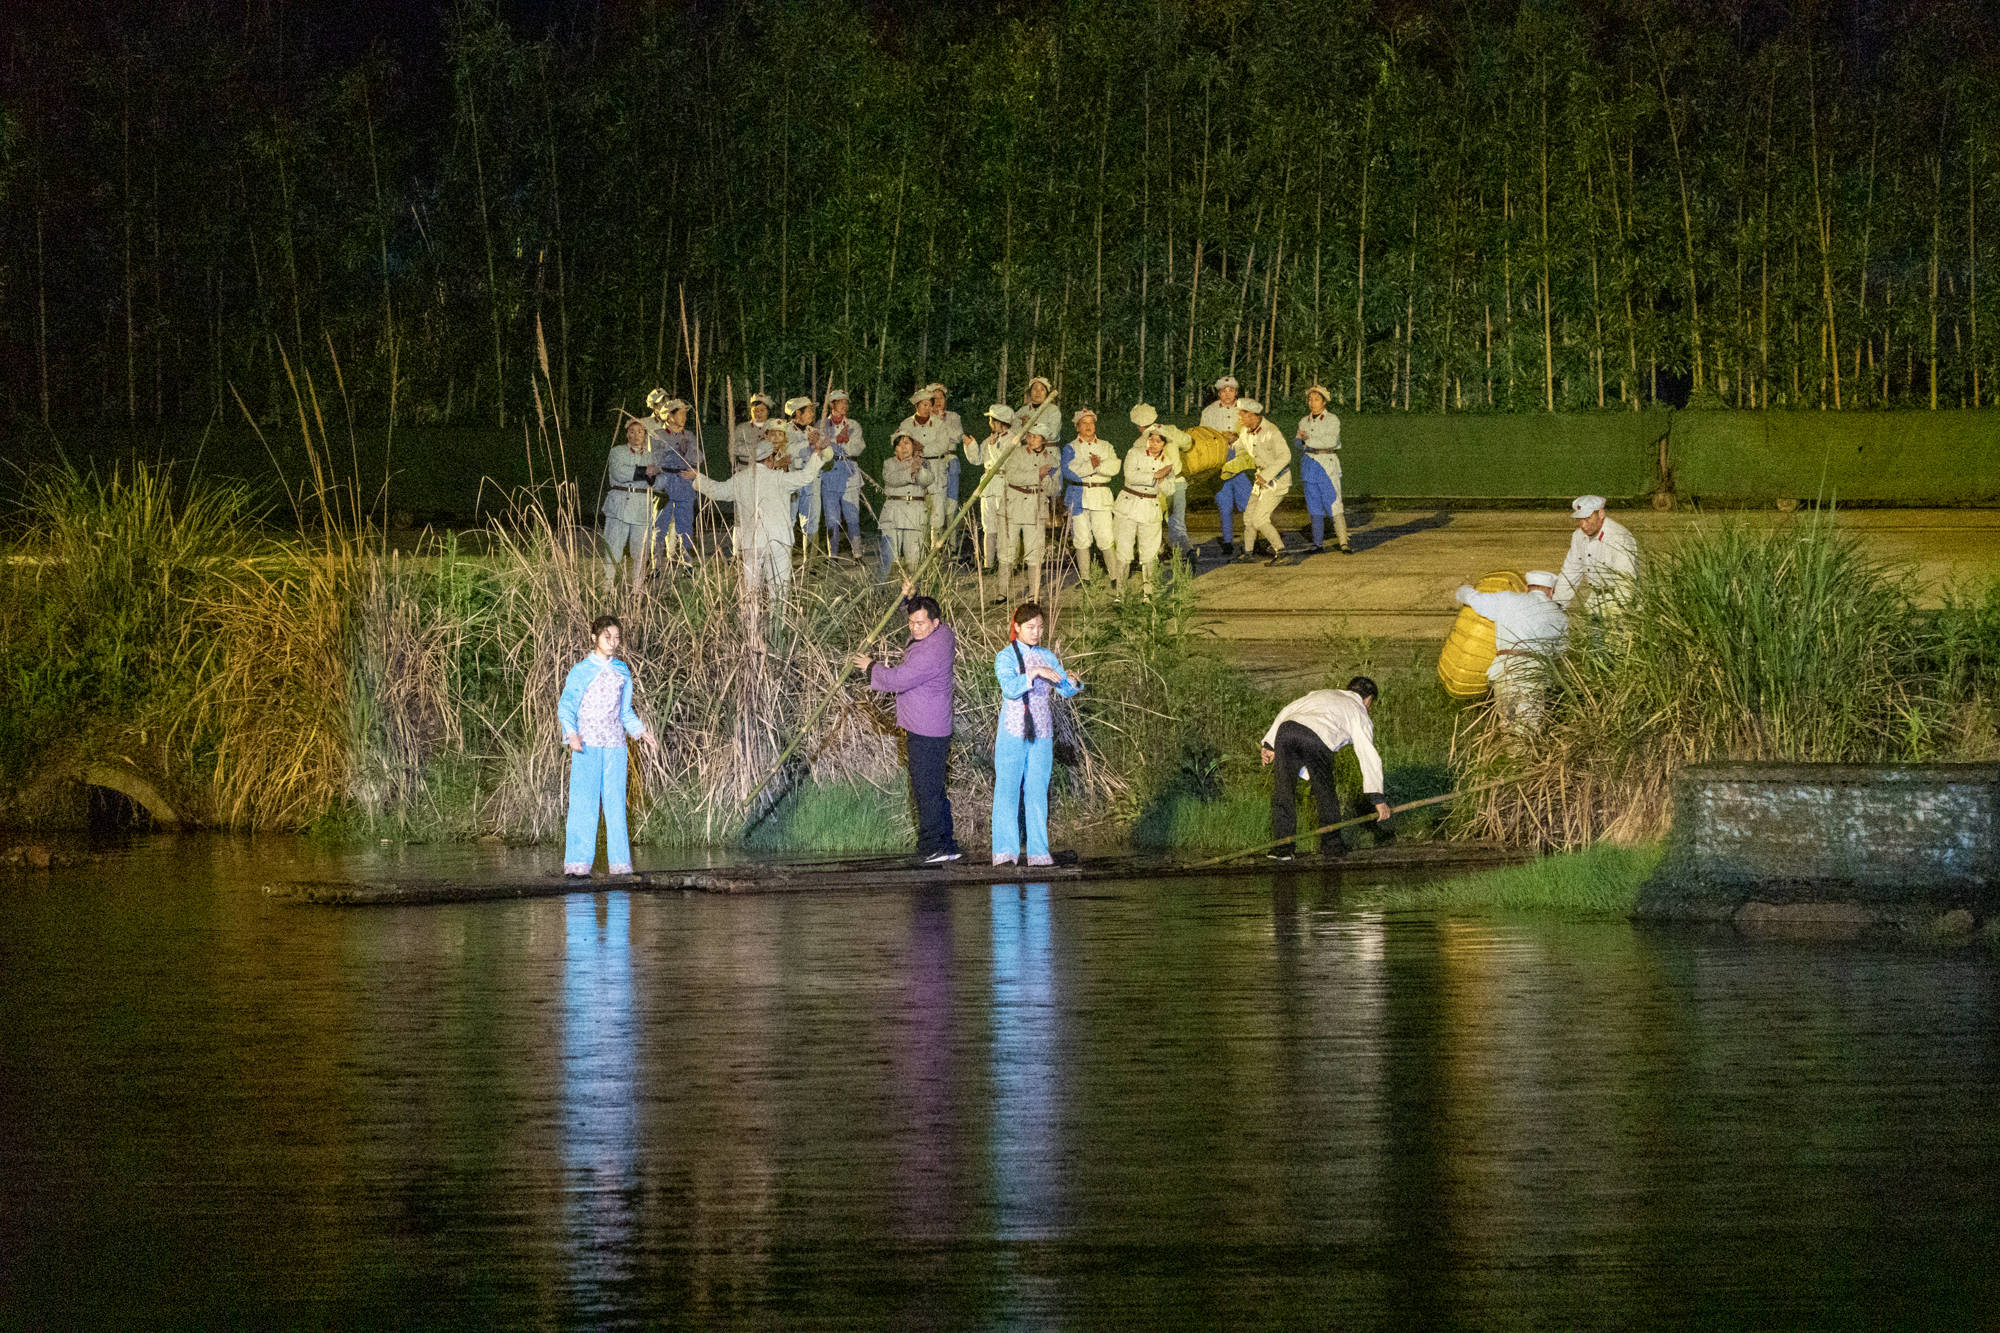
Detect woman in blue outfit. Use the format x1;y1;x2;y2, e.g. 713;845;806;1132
991;601;1082;867
558;615;660;877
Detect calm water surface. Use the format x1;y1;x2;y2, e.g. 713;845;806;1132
2;837;1997;1328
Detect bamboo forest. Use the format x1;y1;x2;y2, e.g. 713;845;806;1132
4;0;2000;435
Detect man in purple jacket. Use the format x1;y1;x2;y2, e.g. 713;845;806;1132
852;583;961;864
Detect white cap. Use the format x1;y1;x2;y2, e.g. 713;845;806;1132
783;396;813;416
1525;570;1559;590
746;391;775;409
1214;375;1239;391
1071;407;1097;424
1304;383;1332;402
826;388;849;404
890;428;919;449
646;387;670;410
761;417;789;437
1238;398;1265;416
1129;402;1158;429
658;397;691;415
1026;375;1053;394
1024;425;1050;442
1141;422;1169;441
923;382;948;399
910;387;934;406
985;403;1016;425
754;436;779;461
1571;495;1607;518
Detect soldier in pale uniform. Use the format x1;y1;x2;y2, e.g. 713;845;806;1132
1557;495;1641;617
682;417;827;603
1060;408;1119;582
895;389;953;538
603;418;658;589
1113;422;1180;596
880;429;933;575
783;395;825;546
1014;376;1062;450
819;388;866;559
928;383;966;525
1295;384;1350;555
997;424;1062;604
1455;569;1568;731
1235;397;1296;565
644;390;701;564
731;391;777;470
962;404;1019;572
1203;375;1250;557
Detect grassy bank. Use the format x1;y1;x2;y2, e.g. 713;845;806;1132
1369;842;1664;917
0;459;1450;852
1453;514;2000;849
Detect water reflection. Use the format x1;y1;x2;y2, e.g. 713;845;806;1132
562;892;638;1293
989;883;1061;1241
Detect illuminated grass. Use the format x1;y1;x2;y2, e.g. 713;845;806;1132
1369;841;1664;917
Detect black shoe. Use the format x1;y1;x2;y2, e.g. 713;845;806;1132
1234;549;1258;563
1265;552;1297;567
1308;543;1325;555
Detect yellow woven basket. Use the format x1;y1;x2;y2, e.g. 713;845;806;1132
1437;569;1527;698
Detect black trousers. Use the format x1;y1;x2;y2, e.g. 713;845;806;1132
1271;721;1345;854
905;731;958;855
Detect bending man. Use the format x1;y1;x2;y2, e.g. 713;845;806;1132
1454;570;1568;731
1260;677;1391;861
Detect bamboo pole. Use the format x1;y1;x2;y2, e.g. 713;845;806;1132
1183;783;1506;870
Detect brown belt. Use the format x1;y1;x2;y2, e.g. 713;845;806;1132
1124;486;1158;498
1008;484;1042;495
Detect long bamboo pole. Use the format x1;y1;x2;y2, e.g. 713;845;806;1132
1183;782;1507;870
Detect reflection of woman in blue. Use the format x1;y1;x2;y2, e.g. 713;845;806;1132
991;602;1082;867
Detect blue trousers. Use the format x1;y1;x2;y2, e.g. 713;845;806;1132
992;731;1053;860
822;478;863;552
652;481;696;555
1168;482;1191;551
1216;472;1252;544
564;744;631;874
1302;455;1345;546
945;456;962;507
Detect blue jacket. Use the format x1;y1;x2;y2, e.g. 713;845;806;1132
558;655;646;742
1059;443;1085;516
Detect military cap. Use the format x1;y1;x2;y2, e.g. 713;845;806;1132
646;387;671;410
1237;397;1265;416
826;388;850;404
747;391;776;409
784;396;814;416
1071;407;1097;425
1214;375;1240;391
985;404;1016;425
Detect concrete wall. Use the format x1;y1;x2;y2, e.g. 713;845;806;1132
1634;762;2000;928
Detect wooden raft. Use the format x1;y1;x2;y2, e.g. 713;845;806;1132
269;842;1525;907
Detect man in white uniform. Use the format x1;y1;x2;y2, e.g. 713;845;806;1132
1259;677;1392;861
896;388;955;537
996;425;1061;604
1235;398;1295;565
681;417;826;603
879;429;933;574
1112;422;1180;596
962;405;1019;571
927;383;967;532
731;392;777;469
784;395;825;545
1061;408;1119;582
1557;495;1640;616
1014;376;1063;451
1454;569;1569;730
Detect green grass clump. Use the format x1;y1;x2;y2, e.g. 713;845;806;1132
1370;840;1664;917
744;777;911;854
1458;515;2000;848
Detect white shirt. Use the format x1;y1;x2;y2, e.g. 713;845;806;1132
1200;400;1242;434
1260;689;1385;797
1557;516;1640;609
1295;411;1341;454
897;412;954;460
1456;588;1569;679
693;450;825;551
1243;420;1292;485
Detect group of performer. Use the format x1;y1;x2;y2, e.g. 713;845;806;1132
599;373;1364;600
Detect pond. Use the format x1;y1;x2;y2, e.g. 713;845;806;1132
2;837;1996;1326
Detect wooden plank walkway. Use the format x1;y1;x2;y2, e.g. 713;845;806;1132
270;841;1526;907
